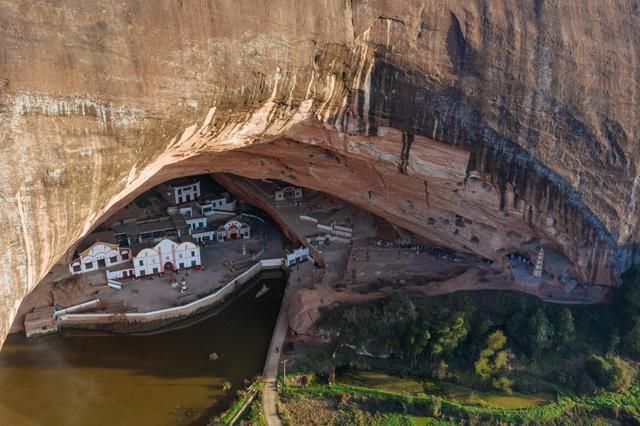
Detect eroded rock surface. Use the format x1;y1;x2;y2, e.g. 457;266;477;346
1;0;639;346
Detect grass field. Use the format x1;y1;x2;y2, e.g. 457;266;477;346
338;370;553;409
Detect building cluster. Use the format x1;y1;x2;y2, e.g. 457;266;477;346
69;177;252;281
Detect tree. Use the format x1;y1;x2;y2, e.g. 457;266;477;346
406;320;431;366
474;330;512;391
528;308;554;357
555;308;576;346
622;320;640;360
431;314;467;357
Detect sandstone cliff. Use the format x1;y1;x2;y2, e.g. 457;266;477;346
1;0;639;346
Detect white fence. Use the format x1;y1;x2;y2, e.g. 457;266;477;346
299;215;318;223
59;259;284;327
54;299;101;318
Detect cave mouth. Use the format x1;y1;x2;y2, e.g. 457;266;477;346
1;167;615;423
11;162;609;337
10;169;480;336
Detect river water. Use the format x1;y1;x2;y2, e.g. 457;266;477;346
0;274;285;426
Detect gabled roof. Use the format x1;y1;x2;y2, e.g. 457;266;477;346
77;231;118;256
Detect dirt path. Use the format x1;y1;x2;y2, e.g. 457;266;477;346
262;263;312;426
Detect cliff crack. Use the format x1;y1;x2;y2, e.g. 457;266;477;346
399;132;414;174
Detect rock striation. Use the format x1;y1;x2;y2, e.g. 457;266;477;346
0;0;639;346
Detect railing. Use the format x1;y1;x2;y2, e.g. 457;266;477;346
54;299;101;318
59;259;284;326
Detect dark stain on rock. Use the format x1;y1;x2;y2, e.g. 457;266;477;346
398;132;413;174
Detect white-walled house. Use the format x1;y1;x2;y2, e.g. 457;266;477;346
284;246;310;267
133;238;201;277
185;216;207;230
274;186;303;202
199;193;236;215
69;239;132;275
167;178;201;205
216;218;251;241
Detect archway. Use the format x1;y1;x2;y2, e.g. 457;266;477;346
228;225;240;240
163;262;174;272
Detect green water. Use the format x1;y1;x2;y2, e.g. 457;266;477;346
0;275;285;426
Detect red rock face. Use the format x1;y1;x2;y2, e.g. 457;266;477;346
0;1;638;346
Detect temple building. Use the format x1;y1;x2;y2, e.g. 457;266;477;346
132;238;201;277
68;231;132;275
216;218;251;241
106;238;201;281
274;186;303;202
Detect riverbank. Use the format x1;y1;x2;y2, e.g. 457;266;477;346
0;274;287;426
55;259;284;334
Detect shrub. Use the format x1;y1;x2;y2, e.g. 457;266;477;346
492;376;514;393
585;355;636;392
622;320;640;360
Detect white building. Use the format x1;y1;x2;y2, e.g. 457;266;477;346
274;186;303;202
199;193;236;215
167;178;201;205
216;218;251;241
164;194;239;244
285;246;310;267
133;238;201;277
69;233;132;275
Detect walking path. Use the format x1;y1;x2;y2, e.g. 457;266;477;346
261;262;312;426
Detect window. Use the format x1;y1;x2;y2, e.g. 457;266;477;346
152;267;159;274
191;251;195;256
179;263;184;269
139;260;144;266
140;270;146;277
191;260;196;267
73;265;81;272
177;188;182;194
122;253;129;260
109;256;118;264
84;262;93;270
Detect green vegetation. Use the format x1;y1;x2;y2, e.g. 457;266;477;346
473;330;512;392
339;371;551;409
281;266;640;424
212;379;263;426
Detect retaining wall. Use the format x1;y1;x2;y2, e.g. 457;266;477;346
59;259;284;331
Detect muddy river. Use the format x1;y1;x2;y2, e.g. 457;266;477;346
0;273;285;426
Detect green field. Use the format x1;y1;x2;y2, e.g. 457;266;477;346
338;370;553;409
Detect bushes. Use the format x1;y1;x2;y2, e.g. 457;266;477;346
622;320;640;360
585;355;637;393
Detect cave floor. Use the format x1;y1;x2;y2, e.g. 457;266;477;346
98;220;284;312
220;175;609;314
9;219;285;333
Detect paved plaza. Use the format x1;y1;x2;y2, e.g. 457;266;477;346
98;220;284;312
